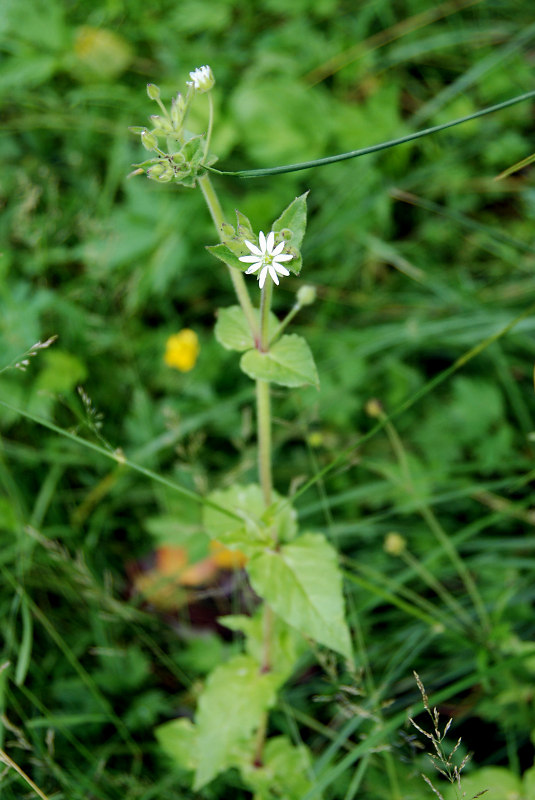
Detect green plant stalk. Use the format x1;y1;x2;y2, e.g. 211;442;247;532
269;299;301;346
199;170;276;767
198;174;258;338
256;379;273;509
259;280;273;352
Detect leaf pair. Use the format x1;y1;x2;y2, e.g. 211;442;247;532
216;306;319;388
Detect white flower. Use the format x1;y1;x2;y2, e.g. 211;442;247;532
187;65;215;93
239;231;293;289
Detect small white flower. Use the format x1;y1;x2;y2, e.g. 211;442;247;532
187;65;215;93
239;231;293;289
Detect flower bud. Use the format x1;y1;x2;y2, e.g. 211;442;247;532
141;130;158;150
384;532;406;556
187;65;215;93
147;163;173;182
297;285;316;306
171;94;186;127
365;398;383;418
150;115;172;133
147;83;161;100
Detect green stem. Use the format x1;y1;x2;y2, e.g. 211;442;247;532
204;93;214;160
259;280;273;351
257;281;274;508
198;174;258;338
269;300;300;346
256;379;272;508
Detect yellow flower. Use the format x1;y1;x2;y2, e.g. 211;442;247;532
164;329;200;372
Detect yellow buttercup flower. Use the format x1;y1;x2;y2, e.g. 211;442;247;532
164;329;200;372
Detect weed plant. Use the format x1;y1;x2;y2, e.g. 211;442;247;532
1;1;535;799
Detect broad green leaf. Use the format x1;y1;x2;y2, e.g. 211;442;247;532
240;736;316;800
155;717;198;771
523;765;535;797
240;334;319;388
221;607;306;682
247;532;352;659
194;654;279;789
443;766;521;800
272;192;308;251
203;484;297;556
207;242;248;271
214;305;279;352
36;351;87;394
270;193;307;276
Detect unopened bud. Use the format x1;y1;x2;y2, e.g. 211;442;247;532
365;398;383;418
148;163;173;182
150;115;172;133
141;130;158;150
297;285;316;306
384;532;406;556
147;83;161;100
171;94;186;127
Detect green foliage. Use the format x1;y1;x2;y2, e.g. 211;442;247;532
240;736;316;800
203;484;297;555
240;334;319;388
215;306;279;351
2;0;535;798
248;532;352;658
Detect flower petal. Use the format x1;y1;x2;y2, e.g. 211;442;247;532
239;255;262;263
268;266;280;285
258;231;267;252
245;262;261;274
273;253;293;262
266;231;275;252
273;264;290;277
271;241;285;256
258;266;268;289
243;239;263;256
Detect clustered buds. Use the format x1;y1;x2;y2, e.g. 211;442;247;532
129;66;217;188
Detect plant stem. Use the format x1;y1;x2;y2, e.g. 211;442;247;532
198;173;258;339
269;299;300;346
259;280;273;351
256;379;272;508
199;172;276;768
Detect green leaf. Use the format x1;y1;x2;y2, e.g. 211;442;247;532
221;607;306;683
214;305;279;352
206;242;248;271
272;192;308;250
36;351;87;394
194;654;279;789
240;736;317;800
269;193;308;276
155;717;198;772
203;484;297;556
443;766;522;800
247;532;352;659
236;209;254;239
240;334;319;388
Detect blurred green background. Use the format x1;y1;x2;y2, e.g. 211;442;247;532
2;0;535;798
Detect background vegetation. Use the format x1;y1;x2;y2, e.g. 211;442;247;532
1;0;535;797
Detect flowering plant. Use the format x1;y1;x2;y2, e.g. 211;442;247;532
130;68;351;798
